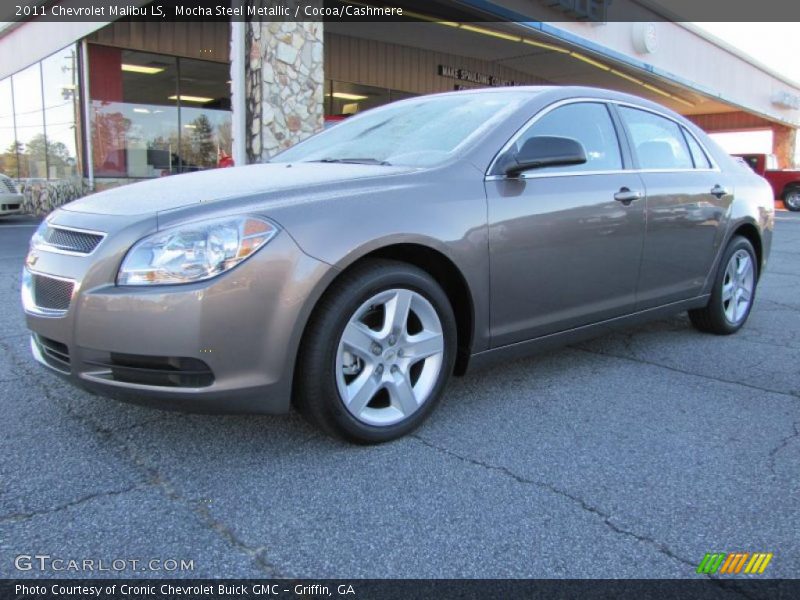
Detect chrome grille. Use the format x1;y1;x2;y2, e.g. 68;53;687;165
43;226;103;254
1;177;17;193
32;274;74;311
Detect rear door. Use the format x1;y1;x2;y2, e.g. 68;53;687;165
615;105;732;308
486;101;646;347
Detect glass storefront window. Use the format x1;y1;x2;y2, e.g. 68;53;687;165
0;78;18;178
90;46;180;178
88;45;231;179
0;45;81;181
41;47;80;179
178;58;232;172
13;63;46;178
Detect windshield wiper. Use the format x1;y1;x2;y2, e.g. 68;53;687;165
311;158;392;166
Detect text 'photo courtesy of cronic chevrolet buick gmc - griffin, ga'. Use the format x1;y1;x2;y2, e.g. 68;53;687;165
22;87;774;443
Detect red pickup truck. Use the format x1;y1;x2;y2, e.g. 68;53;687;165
735;153;800;211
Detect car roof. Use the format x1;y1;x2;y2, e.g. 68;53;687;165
415;85;687;122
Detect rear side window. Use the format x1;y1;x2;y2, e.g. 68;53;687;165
618;106;693;170
682;128;713;169
513;102;622;174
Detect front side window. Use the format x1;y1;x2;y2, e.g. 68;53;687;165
618;106;693;170
512;102;623;174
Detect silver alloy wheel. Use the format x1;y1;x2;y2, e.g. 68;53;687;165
335;288;445;427
722;249;755;324
785;190;800;211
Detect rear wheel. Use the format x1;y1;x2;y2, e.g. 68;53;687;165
783;186;800;211
295;260;457;443
689;236;757;335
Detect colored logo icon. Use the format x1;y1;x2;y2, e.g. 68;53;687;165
697;552;773;575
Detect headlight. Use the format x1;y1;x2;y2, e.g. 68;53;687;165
29;219;49;251
118;216;278;286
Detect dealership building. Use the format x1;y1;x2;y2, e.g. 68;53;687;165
2;0;800;213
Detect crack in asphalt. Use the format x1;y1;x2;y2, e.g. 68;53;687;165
0;483;152;524
571;346;800;401
767;421;800;477
0;339;285;578
411;434;699;572
736;336;800;352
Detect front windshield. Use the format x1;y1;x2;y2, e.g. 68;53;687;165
271;91;533;168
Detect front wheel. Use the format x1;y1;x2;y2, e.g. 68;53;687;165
295;260;457;443
783;186;800;212
689;236;758;335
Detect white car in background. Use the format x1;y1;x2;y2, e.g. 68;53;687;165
0;174;23;216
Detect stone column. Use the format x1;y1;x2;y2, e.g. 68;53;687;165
772;124;797;169
246;19;324;163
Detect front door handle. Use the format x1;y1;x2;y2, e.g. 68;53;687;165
710;184;728;198
614;187;643;205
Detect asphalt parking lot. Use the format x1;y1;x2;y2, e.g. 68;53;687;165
1;211;798;579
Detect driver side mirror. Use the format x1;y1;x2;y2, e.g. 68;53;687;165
504;136;587;177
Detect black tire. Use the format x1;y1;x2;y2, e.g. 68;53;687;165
294;259;457;444
783;186;800;212
689;236;758;335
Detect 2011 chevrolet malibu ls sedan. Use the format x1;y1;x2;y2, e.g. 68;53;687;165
23;86;774;443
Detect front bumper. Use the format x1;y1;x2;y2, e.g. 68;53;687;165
0;192;24;215
22;211;333;414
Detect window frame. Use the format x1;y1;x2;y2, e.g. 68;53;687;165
680;126;713;169
487;97;721;179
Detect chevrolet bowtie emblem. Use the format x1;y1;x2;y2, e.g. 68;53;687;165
25;252;38;267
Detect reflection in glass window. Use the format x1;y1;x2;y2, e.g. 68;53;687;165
618;106;693;170
41;47;80;179
275;91;532;168
178;59;232;172
515;102;622;173
89;46;180;178
682;128;712;169
329;82;390;117
88;45;232;178
0;45;81;181
13;63;46;178
323;81;420;127
0;78;18;178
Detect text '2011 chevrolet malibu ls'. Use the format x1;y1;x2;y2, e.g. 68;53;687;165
22;86;774;443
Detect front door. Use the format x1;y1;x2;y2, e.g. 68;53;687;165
486;101;646;347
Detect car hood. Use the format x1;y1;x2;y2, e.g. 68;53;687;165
61;162;416;216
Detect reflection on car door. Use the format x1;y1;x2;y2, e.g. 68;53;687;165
486;102;646;347
615;106;732;308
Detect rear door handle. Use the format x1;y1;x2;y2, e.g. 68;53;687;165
710;184;728;198
614;187;643;205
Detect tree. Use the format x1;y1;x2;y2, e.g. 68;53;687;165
183;114;216;169
0;141;23;178
25;134;74;167
91;111;131;176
